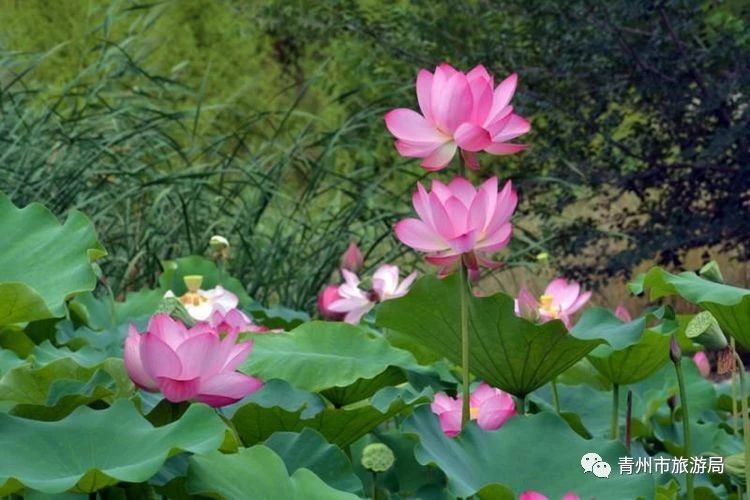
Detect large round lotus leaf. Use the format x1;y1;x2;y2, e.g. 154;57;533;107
404;406;655;498
186;445;358;500
0;194;105;326
0;399;225;494
377;274;602;397
572;307;674;385
265;428;363;494
630;267;750;348
230;383;427;447
240;321;415;393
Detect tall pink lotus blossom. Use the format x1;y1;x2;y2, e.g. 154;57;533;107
340;242;364;272
385;63;530;171
124;314;262;407
372;264;417;301
520;493;579;500
614;304;632;322
515;278;591;328
394;176;516;279
326;270;376;324
430;382;515;437
693;352;711;378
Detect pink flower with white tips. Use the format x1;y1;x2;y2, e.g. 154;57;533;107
430;382;516;437
385;63;530;171
515;278;591;328
394;176;517;279
372;264;418;301
326;269;376;324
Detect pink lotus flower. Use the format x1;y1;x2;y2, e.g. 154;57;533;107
326;270;376;324
394;176;516;279
164;281;238;322
385;63;530;171
204;308;272;335
430;382;515;437
318;285;346;321
124;314;262;407
614;304;632;322
515;278;591;328
372;264;418;301
341;242;364;272
693;352;711;378
520;493;579;500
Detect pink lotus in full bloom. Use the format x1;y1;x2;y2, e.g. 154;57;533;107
430;382;516;437
340;242;364;272
515;278;591;328
164;277;239;322
520;492;579;500
124;313;263;407
693;352;711;378
394;176;516;279
614;304;632;322
372;264;418;301
385;63;530;171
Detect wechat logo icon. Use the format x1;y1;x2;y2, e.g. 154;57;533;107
581;452;611;478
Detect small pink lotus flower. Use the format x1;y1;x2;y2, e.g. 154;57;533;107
318;285;346;321
341;242;364;272
520;492;579;500
204;308;272;335
326;270;376;324
394;176;516;279
124;314;263;407
614;304;632;322
430;382;516;437
164;276;239;322
372;264;418;301
515;278;591;328
385;63;530;171
693;352;711;378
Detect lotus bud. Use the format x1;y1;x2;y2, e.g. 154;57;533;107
699;260;724;284
669;337;682;364
361;443;395;472
536;252;549;263
685;311;728;351
210;235;230;252
340;242;364;272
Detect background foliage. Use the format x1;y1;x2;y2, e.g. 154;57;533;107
1;0;748;311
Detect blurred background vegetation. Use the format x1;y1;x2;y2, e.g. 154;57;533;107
1;0;748;313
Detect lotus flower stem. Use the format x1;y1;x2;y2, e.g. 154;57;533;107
611;383;620;440
673;357;694;500
625;389;633;453
459;260;471;428
732;338;740;434
734;352;750;499
551;378;561;414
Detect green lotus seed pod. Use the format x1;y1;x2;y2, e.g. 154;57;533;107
361;443;395;472
685;311;728;350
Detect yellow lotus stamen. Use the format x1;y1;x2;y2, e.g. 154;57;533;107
538;294;560;318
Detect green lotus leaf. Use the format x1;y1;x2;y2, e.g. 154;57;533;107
377;274;602;397
572;307;676;385
265;428;363;494
630;266;750;348
404;405;655;498
0;399;225;494
0;194;105;326
0;353;132;420
322;366;407;406
186;445;358;499
240;321;416;393
230;385;427;447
